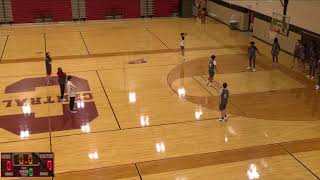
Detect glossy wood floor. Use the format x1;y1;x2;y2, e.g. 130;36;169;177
0;18;319;180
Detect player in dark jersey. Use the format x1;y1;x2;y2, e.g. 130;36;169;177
207;55;217;86
45;52;52;84
219;83;229;121
271;38;281;66
307;44;316;80
299;43;306;72
247;41;261;72
292;40;301;69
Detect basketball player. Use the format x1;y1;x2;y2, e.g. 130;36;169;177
307;44;316;80
299;43;306;72
247;41;261;72
180;33;187;60
271;38;280;65
196;0;206;23
219;83;229;121
207;55;217;86
57;67;67;100
292;40;301;69
200;8;207;24
67;76;77;113
45;52;52;84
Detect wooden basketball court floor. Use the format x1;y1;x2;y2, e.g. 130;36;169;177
0;18;319;179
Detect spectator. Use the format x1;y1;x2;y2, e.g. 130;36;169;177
45;52;52;84
57;67;67;101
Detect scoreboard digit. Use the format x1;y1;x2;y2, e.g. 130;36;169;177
1;153;54;177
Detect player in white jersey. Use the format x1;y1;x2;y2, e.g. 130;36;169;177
180;33;187;61
207;55;218;86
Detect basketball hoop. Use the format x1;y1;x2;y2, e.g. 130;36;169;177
270;12;290;37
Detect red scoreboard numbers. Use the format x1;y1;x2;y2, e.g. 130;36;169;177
6;160;12;171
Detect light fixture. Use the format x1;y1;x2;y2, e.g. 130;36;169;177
155;142;166;153
88;151;99;160
224;135;229;143
140;115;150;127
22;103;31;114
247;164;260;180
129;91;136;103
77;100;85;109
81;123;91;133
195;110;203;120
178;87;186;97
20;130;30;139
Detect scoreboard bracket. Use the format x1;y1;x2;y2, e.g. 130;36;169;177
1;152;54;177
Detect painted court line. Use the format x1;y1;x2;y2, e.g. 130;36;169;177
279;143;320;180
145;27;169;49
48;138;320;178
96;70;122;130
80;31;91;55
0;35;9;62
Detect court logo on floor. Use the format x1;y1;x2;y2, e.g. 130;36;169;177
128;58;147;64
0;76;98;136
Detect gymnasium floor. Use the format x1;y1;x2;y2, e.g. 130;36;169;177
0;18;319;179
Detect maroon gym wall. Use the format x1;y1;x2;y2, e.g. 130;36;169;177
86;0;140;20
12;0;72;23
153;0;179;17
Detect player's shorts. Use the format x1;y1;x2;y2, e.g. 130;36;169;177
209;70;214;78
46;65;52;75
219;103;227;111
272;51;279;56
249;55;256;61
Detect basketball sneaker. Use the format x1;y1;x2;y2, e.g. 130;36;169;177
224;115;228;121
253;68;256;72
247;67;251;70
316;85;319;90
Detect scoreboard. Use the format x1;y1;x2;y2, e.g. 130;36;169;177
1;153;54;177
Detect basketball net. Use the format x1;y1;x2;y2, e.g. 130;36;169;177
269;30;277;40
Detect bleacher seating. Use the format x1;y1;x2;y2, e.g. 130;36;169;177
86;0;140;20
105;8;124;19
72;0;86;21
2;0;181;24
153;0;179;17
140;0;153;17
0;0;13;24
12;0;72;23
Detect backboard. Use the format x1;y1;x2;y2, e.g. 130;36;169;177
270;12;290;36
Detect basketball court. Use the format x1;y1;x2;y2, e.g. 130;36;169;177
0;11;319;180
